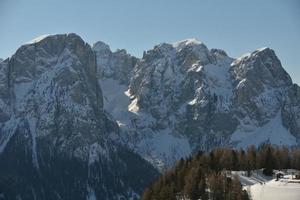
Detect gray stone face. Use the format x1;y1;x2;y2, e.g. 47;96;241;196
230;48;293;125
0;33;158;199
93;41;138;85
127;41;237;150
282;84;300;141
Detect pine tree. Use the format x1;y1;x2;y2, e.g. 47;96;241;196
184;167;201;200
246;145;257;171
263;145;275;176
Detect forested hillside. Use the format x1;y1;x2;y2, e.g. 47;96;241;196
142;145;300;200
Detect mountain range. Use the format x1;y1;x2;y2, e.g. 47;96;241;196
0;33;299;199
93;36;300;169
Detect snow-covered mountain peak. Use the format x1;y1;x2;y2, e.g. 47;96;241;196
24;33;84;46
9;33;97;90
233;47;274;64
0;33;158;199
26;34;51;44
172;38;202;49
232;46;292;89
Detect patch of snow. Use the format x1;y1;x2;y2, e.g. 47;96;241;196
137;129;191;170
232;52;251;66
172;38;202;49
203;63;233;110
231;170;272;186
99;77;192;170
231;110;297;148
188;98;197;105
257;47;269;52
230;169;300;200
27;117;39;169
86;184;97;200
100;78;135;125
128;98;140;114
250;175;300;200
26;34;50;44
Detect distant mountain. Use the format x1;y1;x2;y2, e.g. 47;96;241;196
93;38;300;170
0;34;158;200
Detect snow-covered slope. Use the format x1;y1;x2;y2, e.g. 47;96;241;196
250;176;300;200
232;170;300;200
0;33;158;200
93;39;300;170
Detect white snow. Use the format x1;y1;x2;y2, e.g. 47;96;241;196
231;110;297;148
230;170;300;200
100;78;135;125
257;47;269;52
231;170;272;186
99;77;192;170
188;98;197;105
26;34;50;44
172;38;202;49
86;184;97;200
27;117;39;169
128;98;140;114
204;63;233;109
250;175;300;200
137;128;191;170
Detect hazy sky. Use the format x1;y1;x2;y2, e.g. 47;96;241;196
1;0;299;84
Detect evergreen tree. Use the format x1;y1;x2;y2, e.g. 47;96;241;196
262;145;275;176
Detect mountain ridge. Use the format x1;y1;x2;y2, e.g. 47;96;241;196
91;35;299;170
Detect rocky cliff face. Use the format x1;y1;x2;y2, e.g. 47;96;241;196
0;34;158;200
94;39;300;170
93;41;138;85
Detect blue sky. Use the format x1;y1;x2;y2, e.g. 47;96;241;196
1;0;300;84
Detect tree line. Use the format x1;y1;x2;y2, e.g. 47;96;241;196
142;144;300;200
